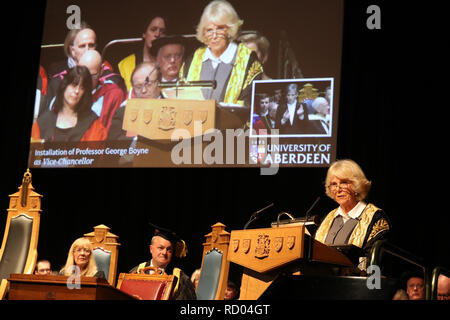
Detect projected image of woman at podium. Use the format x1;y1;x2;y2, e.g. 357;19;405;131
182;0;263;107
315;159;392;271
59;237;105;278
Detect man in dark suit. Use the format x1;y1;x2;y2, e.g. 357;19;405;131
275;83;309;134
276;83;327;135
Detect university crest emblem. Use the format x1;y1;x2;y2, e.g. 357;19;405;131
232;239;239;252
274;237;283;252
255;235;270;259
243;239;251;254
129;108;138;122
183;110;193;126
158;106;177;130
143;109;153;125
287;236;295;250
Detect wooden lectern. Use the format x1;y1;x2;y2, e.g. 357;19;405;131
8;274;136;300
228;225;353;300
123;98;243;141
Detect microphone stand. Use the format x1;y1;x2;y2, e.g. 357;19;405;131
158;80;217;98
243;203;274;230
304;196;320;261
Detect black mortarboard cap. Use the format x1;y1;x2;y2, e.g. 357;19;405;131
150;34;188;58
149;222;187;258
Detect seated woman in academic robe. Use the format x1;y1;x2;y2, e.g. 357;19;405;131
31;65;107;142
181;0;263;107
314;159;392;271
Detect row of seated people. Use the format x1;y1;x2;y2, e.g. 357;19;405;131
32;0;272;143
35;252;450;301
32;226;197;300
252;87;332;136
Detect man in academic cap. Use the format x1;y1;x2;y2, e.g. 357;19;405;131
129;223;197;300
150;35;188;83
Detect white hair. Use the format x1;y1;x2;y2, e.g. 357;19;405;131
312;97;328;111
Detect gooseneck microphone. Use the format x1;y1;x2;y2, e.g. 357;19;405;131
305;196;321;222
243;203;274;230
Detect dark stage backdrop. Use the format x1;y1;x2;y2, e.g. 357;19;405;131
0;0;448;288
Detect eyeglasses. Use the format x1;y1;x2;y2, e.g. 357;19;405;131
133;80;159;93
161;53;183;62
407;283;424;290
328;180;352;191
74;248;91;255
204;25;229;39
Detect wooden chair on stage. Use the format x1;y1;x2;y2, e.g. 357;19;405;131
83;224;120;287
0;170;42;299
116;266;175;300
196;222;231;300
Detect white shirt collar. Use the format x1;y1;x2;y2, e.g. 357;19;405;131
337;201;367;222
162;77;178;83
287;102;296;125
203;42;238;68
150;259;165;274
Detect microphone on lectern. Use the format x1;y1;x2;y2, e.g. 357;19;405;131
243;203;274;230
305;196;321;222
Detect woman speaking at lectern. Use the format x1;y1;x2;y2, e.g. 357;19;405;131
314;159;392;270
182;0;263;106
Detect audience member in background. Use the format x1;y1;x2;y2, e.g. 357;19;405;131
190;268;201;290
315;159;392;272
438;274;450;300
78;50;126;131
238;32;271;80
108;61;161;141
268;96;278;129
33;66;48;124
182;0;263;106
392;288;409;300
406;272;425;300
34;259;52;275
118;15;168;91
224;280;239;300
309;96;331;134
152;35;187;83
59;237;104;278
48;22;97;78
44;23;124;115
252;93;272;134
31;66;107;142
325;86;332;104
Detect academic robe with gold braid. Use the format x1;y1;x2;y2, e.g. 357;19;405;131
315;203;391;268
181;42;263;106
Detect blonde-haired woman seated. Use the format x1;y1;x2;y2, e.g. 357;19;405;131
315;159;392;270
182;0;263;106
60;237;104;278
